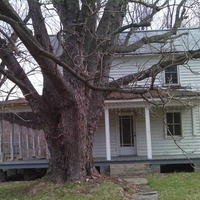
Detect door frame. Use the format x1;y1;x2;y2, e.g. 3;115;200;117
116;112;137;156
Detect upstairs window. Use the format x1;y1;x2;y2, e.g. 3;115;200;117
165;66;178;84
166;112;181;136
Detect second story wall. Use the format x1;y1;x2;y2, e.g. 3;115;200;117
110;54;200;91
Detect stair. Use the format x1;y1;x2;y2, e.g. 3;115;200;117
110;163;151;177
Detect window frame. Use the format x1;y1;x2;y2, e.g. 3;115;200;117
165;111;182;138
163;65;180;85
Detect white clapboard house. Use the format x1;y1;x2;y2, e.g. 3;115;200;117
93;28;200;175
1;28;200;179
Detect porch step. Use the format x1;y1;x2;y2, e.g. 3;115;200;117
110;163;151;177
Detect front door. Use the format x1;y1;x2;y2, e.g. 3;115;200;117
118;115;136;155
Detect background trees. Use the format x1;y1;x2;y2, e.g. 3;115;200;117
0;0;200;182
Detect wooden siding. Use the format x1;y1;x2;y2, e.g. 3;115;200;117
192;107;200;136
93;116;106;157
137;107;200;156
136;111;147;155
180;60;200;90
111;55;162;87
93;110;118;158
110;55;200;90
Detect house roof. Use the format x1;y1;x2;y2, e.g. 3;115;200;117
49;28;200;56
1;89;200;108
117;28;200;55
0;98;40;129
0;98;29;107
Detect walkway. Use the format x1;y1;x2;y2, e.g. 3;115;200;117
119;177;158;200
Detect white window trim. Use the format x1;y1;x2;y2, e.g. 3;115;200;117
164;110;183;139
192;107;200;136
162;65;180;86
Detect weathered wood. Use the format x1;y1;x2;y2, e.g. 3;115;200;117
46;142;50;159
32;129;36;158
0;120;3;162
18;125;23;160
37;130;41;157
26;128;30;159
10;123;14;161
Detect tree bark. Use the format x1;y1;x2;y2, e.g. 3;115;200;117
41;82;105;182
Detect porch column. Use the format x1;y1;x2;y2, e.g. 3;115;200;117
104;107;111;161
145;107;152;159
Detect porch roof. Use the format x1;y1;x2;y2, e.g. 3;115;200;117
0;99;40;129
0;89;200;128
107;89;200;100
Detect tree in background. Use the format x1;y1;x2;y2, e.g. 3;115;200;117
0;0;200;182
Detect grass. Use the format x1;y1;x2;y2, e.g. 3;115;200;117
147;172;200;200
3;172;200;200
0;178;124;200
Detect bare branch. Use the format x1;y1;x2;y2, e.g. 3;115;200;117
111;21;151;35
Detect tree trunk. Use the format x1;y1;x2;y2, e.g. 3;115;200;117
42;85;105;182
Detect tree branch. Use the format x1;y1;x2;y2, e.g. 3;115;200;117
111;21;151;35
0;10;72;97
0;38;38;96
128;0;164;10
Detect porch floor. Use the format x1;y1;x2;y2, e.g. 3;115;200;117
94;154;200;165
0;154;200;170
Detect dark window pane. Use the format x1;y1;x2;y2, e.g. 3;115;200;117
165;66;177;72
175;125;181;135
167;113;173;123
165;66;178;84
166;112;181;136
171;74;178;83
122;118;131;144
174;113;181;123
119;116;134;147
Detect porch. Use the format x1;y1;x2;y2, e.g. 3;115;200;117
94;154;200;163
1;154;200;181
99;97;200;161
94;154;200;176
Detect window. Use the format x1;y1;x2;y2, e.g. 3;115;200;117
166;112;181;136
119;116;134;147
165;66;178;84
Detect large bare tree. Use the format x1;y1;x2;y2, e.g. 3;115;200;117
0;0;200;182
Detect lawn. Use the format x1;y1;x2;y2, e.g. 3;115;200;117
147;172;200;200
0;178;125;200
